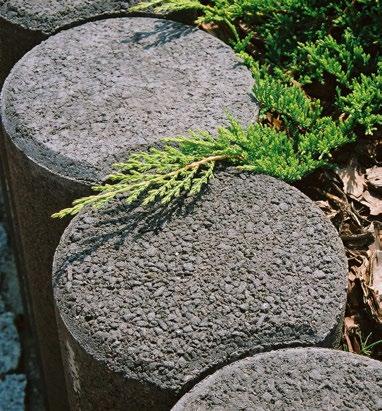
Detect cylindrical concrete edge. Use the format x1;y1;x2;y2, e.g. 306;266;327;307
171;348;382;410
2;132;91;410
0;15;256;409
52;170;348;410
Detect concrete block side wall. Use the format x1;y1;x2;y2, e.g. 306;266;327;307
2;134;90;410
320;308;345;348
54;307;347;411
56;313;175;411
0;18;46;86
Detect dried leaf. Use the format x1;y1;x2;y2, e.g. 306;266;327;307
366;262;382;323
337;160;365;199
315;200;339;219
351;252;370;280
348;272;356;282
344;316;360;353
366;167;382;193
266;113;282;130
341;231;374;249
366;224;382;321
370;250;382;296
360;190;382;216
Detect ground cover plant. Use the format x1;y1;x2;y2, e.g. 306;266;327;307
54;0;382;358
54;0;381;216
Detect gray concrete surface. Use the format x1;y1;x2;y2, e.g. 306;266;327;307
1;17;256;410
0;1;140;34
2;17;256;183
53;170;347;410
0;0;141;86
172;347;382;410
0;0;198;87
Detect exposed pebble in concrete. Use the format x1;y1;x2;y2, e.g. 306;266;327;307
172;348;382;410
54;169;347;408
1;17;256;183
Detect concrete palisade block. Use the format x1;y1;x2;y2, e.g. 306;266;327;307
53;170;347;410
0;17;255;409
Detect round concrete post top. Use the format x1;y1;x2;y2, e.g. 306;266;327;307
172;347;382;410
1;17;256;183
0;0;141;34
53;170;347;400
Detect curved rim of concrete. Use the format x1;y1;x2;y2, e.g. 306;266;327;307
0;1;149;35
0;16;256;185
172;347;382;410
52;170;347;396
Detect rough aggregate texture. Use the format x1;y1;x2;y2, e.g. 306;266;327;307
54;170;347;401
172;348;382;411
0;374;26;411
0;312;20;374
0;0;140;34
1;17;256;183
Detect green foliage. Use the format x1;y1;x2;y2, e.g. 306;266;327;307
131;0;206;13
358;332;382;357
333;0;382;47
296;29;371;86
338;63;382;134
54;111;350;218
52;118;310;217
54;0;382;216
253;66;322;128
53;119;240;217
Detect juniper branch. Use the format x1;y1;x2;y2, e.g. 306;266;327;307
130;0;206;13
53;0;380;218
53;111;352;218
52;119;246;218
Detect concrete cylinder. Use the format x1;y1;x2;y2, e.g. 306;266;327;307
0;1;145;85
172;347;382;410
0;3;184;408
53;170;348;410
0;17;255;409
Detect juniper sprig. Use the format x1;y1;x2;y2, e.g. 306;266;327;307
53;0;381;217
52;110;349;219
338;62;382;135
131;0;207;14
53;119;243;218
